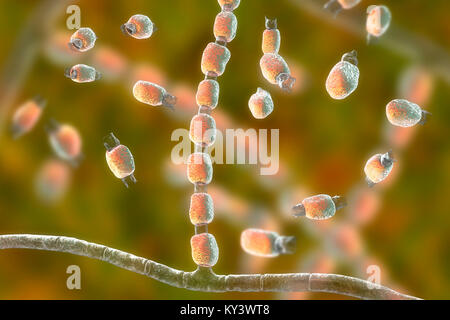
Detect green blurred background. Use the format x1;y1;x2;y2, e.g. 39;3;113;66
0;0;449;299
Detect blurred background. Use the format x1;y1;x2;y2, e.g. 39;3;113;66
0;0;449;299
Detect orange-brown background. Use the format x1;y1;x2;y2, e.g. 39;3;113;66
0;0;449;299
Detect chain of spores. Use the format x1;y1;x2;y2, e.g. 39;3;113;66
188;2;240;268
